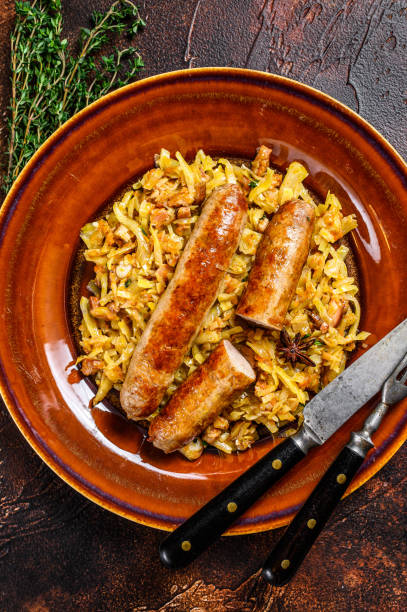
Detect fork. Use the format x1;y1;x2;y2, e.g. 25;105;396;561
262;351;407;586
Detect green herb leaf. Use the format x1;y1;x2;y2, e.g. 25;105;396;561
3;0;145;194
249;180;258;189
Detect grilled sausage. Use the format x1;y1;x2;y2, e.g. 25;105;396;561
236;199;315;330
121;184;248;419
148;340;255;453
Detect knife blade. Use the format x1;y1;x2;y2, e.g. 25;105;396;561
159;318;407;568
295;317;407;449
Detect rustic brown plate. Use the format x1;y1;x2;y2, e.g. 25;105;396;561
0;68;406;535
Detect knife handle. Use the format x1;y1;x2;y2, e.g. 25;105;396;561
160;438;306;568
262;444;367;586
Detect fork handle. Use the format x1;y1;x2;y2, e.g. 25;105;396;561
262;442;370;586
262;400;391;585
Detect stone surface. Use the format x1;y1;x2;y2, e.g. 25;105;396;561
0;1;406;610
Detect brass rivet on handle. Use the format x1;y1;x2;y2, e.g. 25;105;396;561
336;473;347;484
272;459;282;470
281;559;290;569
227;502;237;513
181;540;191;552
307;518;317;529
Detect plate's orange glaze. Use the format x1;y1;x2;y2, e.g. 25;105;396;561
0;69;406;534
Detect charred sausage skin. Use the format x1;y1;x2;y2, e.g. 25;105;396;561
121;184;248;419
236;199;315;331
148;340;255;453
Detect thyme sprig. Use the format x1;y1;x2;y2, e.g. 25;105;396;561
4;0;145;193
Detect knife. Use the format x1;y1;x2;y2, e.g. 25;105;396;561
262;349;407;585
159;318;407;568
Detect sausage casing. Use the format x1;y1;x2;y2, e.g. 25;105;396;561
236;199;315;330
148;340;255;453
120;183;248;419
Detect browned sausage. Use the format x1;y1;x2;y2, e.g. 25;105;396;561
148;340;255;453
120;184;248;419
236;199;315;330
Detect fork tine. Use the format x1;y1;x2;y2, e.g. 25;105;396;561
393;352;407;381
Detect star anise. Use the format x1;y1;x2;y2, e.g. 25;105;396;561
277;329;316;366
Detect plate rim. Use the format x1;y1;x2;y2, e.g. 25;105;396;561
0;67;406;534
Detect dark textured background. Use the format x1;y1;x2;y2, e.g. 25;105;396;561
0;1;406;610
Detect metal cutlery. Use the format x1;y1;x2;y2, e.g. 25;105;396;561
159;319;407;569
262;349;407;585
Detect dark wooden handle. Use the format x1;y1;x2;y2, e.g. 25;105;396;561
262;445;365;586
159;438;306;568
